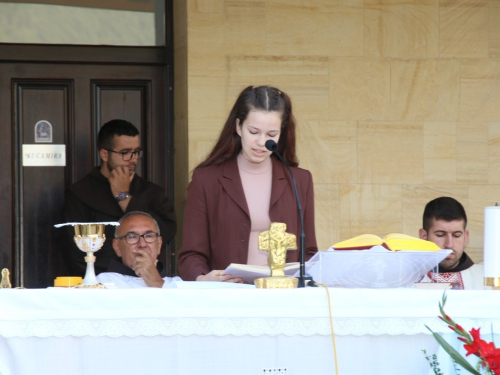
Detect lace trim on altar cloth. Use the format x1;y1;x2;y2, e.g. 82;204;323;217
1;317;499;339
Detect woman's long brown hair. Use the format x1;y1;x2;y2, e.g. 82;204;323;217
196;85;299;170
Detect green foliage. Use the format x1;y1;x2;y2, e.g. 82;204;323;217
423;350;444;375
425;326;481;375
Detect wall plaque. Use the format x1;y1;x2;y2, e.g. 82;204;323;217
22;144;66;167
34;120;53;143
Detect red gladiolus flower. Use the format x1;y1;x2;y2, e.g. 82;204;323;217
484;353;500;375
433;295;500;375
464;341;482;357
466;329;500;374
463;328;483;357
470;328;481;342
481;341;500;357
479;342;500;373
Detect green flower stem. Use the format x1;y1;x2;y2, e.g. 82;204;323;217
426;325;481;375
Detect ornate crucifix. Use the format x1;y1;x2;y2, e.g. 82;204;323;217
258;222;297;277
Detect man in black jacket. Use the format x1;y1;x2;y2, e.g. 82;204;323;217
62;119;176;276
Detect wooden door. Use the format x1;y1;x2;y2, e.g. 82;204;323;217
0;45;174;288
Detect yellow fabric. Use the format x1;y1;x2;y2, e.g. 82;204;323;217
333;233;440;251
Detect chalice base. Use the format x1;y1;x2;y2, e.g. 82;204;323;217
255;276;298;289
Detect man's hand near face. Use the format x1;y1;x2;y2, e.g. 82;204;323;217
132;248;164;288
109;166;134;211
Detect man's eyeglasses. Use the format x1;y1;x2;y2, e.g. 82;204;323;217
116;232;159;245
105;148;143;161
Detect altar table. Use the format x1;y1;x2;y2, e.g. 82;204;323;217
0;287;498;375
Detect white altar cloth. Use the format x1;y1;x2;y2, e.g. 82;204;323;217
0;287;498;375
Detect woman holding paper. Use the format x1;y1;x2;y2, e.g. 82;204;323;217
177;85;318;282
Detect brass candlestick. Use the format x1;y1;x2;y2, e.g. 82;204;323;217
0;268;11;288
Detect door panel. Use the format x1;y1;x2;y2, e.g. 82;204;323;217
14;80;73;286
0;54;173;288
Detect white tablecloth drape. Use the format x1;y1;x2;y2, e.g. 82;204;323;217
0;287;497;338
0;287;498;375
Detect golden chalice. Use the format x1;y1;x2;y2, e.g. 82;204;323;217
73;223;106;285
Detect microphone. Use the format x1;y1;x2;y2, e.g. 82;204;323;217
265;140;316;288
265;140;279;152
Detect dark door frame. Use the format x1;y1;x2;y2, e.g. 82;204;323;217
0;0;177;281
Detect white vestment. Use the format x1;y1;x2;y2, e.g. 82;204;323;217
422;263;487;290
97;272;182;289
459;263;486;290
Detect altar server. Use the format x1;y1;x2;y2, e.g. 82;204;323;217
419;197;485;289
177;85;318;282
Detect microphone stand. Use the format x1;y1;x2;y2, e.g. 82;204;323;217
265;140;316;288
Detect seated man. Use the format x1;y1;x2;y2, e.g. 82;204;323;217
418;197;484;290
97;211;182;288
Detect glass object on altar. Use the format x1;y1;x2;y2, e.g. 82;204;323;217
301;246;452;288
54;221;119;287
